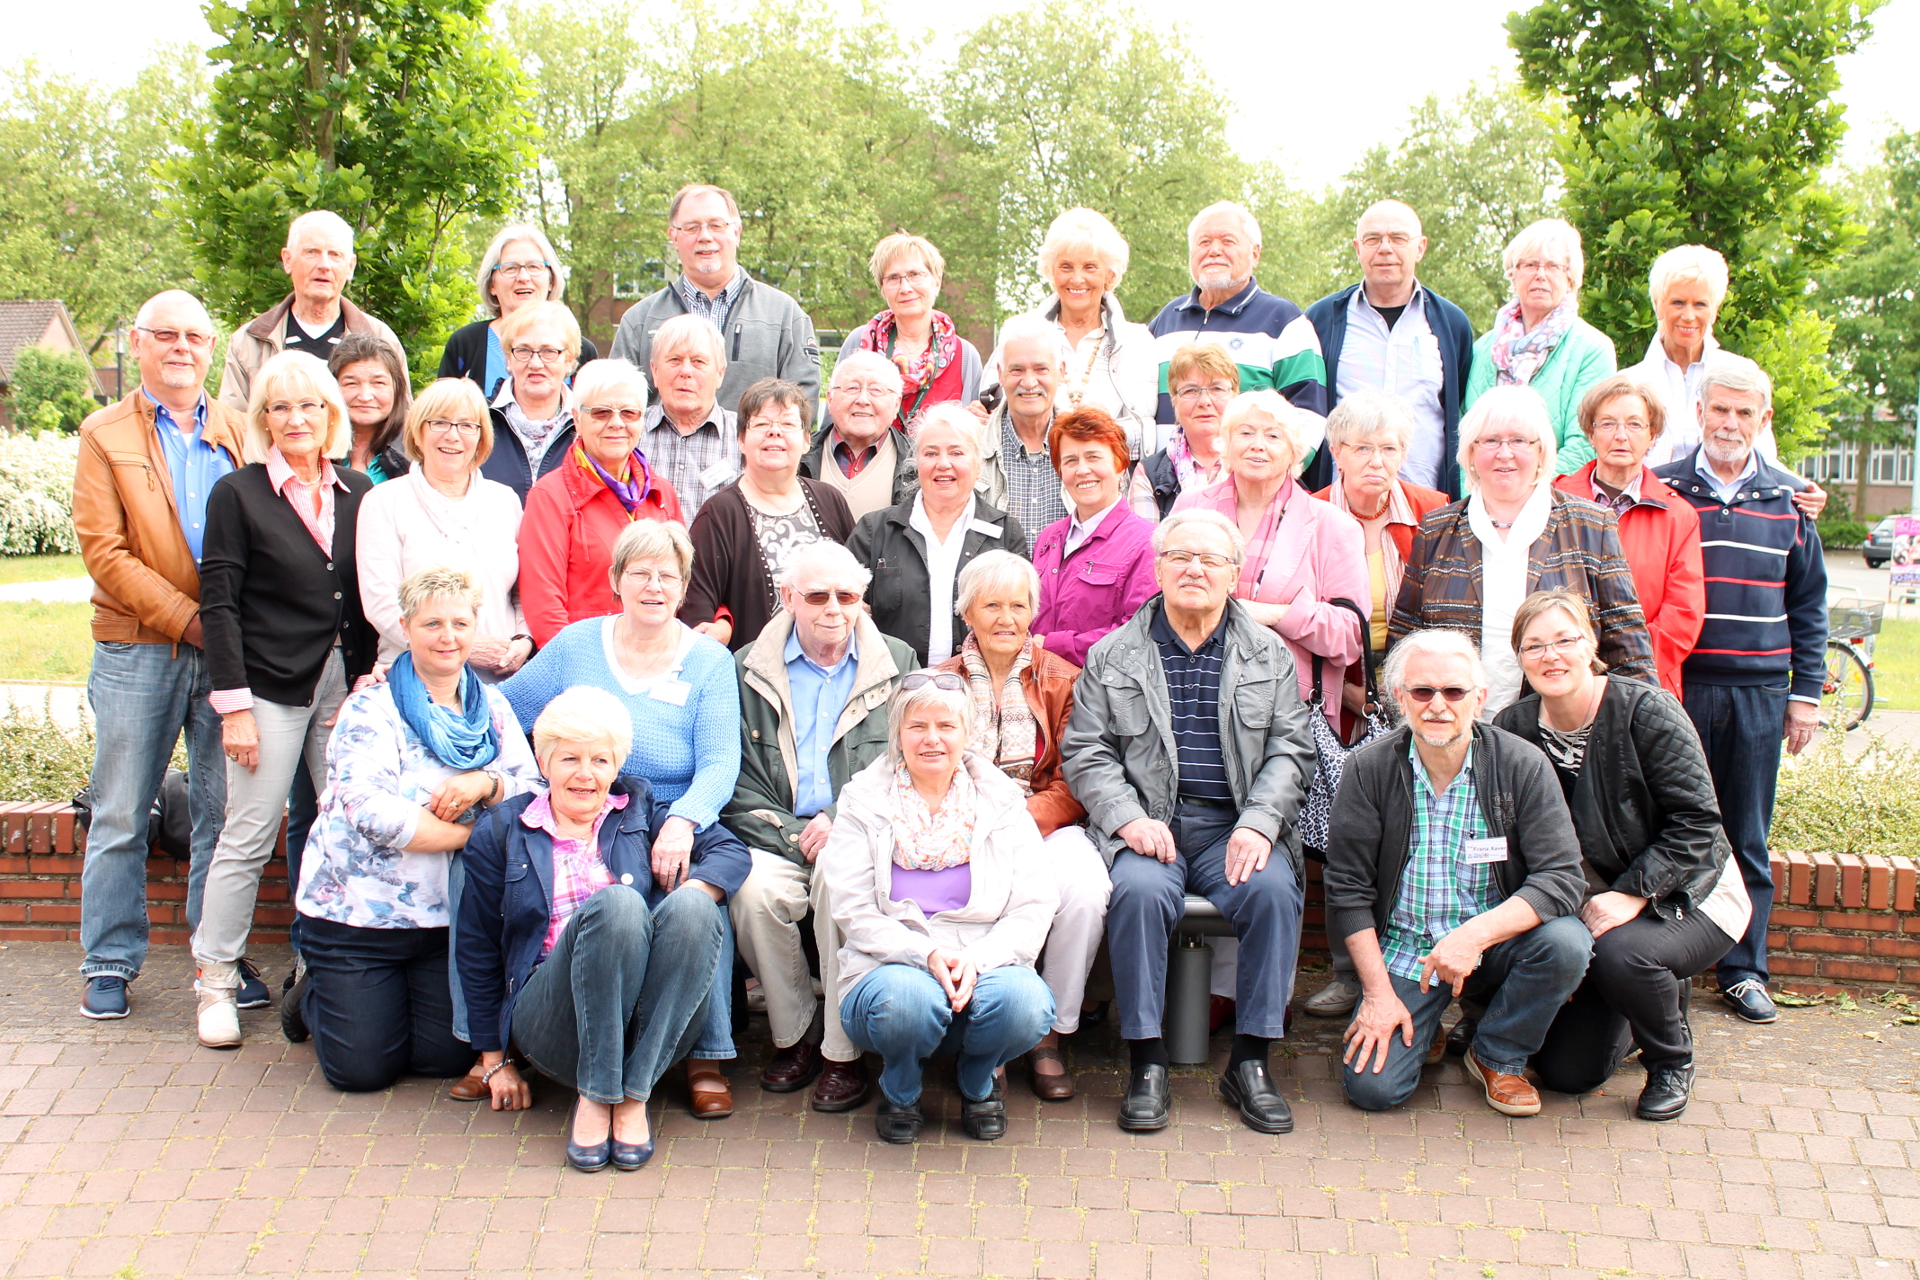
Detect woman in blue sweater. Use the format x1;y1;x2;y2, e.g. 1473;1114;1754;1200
504;518;745;1116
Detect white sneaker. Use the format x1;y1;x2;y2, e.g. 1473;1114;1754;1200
196;982;242;1049
1303;978;1362;1018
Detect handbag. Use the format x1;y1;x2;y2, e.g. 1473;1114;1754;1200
1298;598;1394;860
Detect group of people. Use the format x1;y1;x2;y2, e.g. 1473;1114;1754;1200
69;183;1830;1168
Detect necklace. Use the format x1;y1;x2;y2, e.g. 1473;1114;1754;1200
1490;518;1515;530
1350;495;1391;521
1061;323;1104;407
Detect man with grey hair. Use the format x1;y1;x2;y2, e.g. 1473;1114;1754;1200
1146;201;1329;479
220;210;410;412
1064;508;1317;1135
1653;354;1827;1026
977;314;1073;537
1325;628;1590;1116
801;350;916;518
642;313;739;519
722;541;918;1111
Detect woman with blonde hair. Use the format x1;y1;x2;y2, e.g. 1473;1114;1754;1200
438;221;599;402
837;232;983;432
481;300;588;501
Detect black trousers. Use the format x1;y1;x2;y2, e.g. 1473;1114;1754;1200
300;916;472;1092
1532;906;1734;1093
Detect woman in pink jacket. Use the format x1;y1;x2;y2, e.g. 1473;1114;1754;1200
1173;391;1368;730
1029;406;1159;666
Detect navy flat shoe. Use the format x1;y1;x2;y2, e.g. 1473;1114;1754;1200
567;1099;612;1172
611;1137;654;1171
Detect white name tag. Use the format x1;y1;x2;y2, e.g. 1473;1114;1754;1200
1463;837;1508;865
969;519;1004;538
650;678;692;707
700;460;737;490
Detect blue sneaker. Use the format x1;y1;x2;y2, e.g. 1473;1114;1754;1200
236;958;271;1010
80;976;129;1020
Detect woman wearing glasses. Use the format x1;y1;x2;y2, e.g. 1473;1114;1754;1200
480;302;588;503
837;233;982;432
1131;344;1238;520
517;358;682;648
439;223;598;404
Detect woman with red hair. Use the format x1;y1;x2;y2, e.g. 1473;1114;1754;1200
1029;406;1160;665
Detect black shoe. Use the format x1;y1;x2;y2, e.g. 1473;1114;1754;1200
1219;1060;1294;1134
280;961;311;1044
1720;979;1778;1024
1637;1061;1695;1122
1446;1016;1478;1057
80;976;129;1020
874;1097;923;1144
962;1077;1007;1141
236;958;271;1010
1118;1063;1171;1132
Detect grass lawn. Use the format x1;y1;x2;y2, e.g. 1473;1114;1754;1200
1871;619;1920;712
0;603;92;683
0;553;85;585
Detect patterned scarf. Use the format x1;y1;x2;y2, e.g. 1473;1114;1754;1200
858;309;961;429
1323;476;1419;608
573;443;654;518
959;634;1039;789
1488;293;1579;387
889;762;978;872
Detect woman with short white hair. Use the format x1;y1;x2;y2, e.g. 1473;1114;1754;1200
438;221;599;403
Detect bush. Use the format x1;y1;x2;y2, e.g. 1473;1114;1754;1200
0;699;96;803
1773;729;1920;859
1818;518;1870;549
0;431;81;554
9;347;98;433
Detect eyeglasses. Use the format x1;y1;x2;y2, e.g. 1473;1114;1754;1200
1473;435;1540;454
832;382;898;400
621;568;683;589
1158;549;1237;570
901;672;967;693
798;589;861;607
583;405;645;425
509;344;569;364
135;326;215;349
1402;685;1475;704
1513;258;1569;277
423;419;484;438
882;269;933;289
1519;636;1587;661
671;219;735;237
491;260;552;279
1339;442;1404;464
1591;416;1651;437
1359;232;1415;248
1173;384;1234;403
266;400;325;420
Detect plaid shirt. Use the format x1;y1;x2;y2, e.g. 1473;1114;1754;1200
1379;740;1498;981
520;790;628;957
1000;413;1067;537
643;402;740;520
676;269;748;332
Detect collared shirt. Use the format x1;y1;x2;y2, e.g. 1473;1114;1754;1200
1063;496;1122;558
909;492;975;663
1149;604;1233;805
832;429;879;478
493;379;576;475
999;412;1066;537
1338;283;1447;490
784;627;860;817
676;269;748;333
1694;446;1759;507
1590;468;1643;516
1380;741;1498;982
520;790;629;957
642;401;739;519
265;445;351;554
146;389;233;563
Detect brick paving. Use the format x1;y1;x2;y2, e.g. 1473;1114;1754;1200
2;943;1919;1278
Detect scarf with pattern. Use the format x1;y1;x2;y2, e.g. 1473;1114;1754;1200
857;309;962;430
959;633;1039;789
1488;292;1579;388
889;761;978;871
573;443;655;518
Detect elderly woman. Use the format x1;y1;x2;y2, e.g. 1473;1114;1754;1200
1030;406;1159;666
680;378;856;652
850;403;1029;666
505;519;743;1117
290;567;541;1089
1464;218;1617;476
821;675;1060;1144
1131;343;1237;520
1551;376;1705;697
190;351;379;1048
479;301;585;502
1494;590;1749;1122
518;357;682;648
1172;390;1368;730
439;222;599;403
839;233;982;432
331;333;411;482
1391;385;1657;712
936;552;1106;1100
460;688;750;1171
357;379;531;682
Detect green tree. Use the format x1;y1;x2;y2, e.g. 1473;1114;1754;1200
8;347;99;433
175;0;538;377
1820;132;1920;427
1508;0;1881;456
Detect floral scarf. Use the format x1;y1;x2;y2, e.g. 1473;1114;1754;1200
889;762;978;871
573;443;655;518
857;309;961;430
959;634;1039;789
1488;292;1579;387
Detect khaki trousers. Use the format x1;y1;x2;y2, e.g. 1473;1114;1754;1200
730;849;856;1060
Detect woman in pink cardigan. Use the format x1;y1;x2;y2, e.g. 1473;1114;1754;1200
1029;406;1159;666
1173;391;1367;730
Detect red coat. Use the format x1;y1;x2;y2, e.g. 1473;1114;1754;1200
1311;479;1451;564
519;454;684;647
1554;462;1703;698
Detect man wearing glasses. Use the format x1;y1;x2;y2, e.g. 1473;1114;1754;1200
722;543;917;1114
1324;629;1590;1117
220;210;409;414
609;183;821;417
800;352;916;520
1063;509;1316;1136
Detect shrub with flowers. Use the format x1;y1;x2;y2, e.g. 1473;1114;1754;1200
0;431;81;555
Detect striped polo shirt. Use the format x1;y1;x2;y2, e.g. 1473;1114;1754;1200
1149;604;1234;806
1146;277;1328;445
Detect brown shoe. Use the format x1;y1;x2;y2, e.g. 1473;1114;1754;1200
1425;1019;1449;1067
447;1058;489;1101
760;1041;823;1093
1027;1045;1075;1101
1464;1050;1541;1117
686;1062;734;1119
811;1057;871;1112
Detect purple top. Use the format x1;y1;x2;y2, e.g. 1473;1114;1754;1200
1031;501;1160;666
889;863;974;915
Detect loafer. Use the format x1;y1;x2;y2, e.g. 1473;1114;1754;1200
1446;1016;1478;1058
760;1041;823;1094
1464;1050;1541;1117
80;976;129;1020
874;1097;923;1144
811;1057;872;1112
196;983;243;1049
1219;1060;1294;1134
1027;1046;1075;1101
447;1059;490;1102
1424;1018;1450;1067
279;961;311;1044
1304;978;1361;1018
962;1079;1008;1141
1637;1061;1695;1122
1721;978;1778;1025
1118;1062;1171;1132
236;958;271;1010
686;1063;734;1119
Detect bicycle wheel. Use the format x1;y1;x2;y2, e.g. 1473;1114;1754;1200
1821;640;1874;731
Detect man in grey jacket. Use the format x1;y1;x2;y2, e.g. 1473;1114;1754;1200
1062;509;1316;1136
1325;629;1591;1118
609;183;820;416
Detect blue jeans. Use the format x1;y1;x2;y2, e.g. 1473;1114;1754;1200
1684;681;1787;987
841;964;1055;1107
79;641;225;980
1342;913;1593;1111
284;768;319;955
688;913;736;1060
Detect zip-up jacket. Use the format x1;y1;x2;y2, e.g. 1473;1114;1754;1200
608;273;821;416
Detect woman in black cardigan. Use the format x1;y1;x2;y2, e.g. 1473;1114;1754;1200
189;350;379;1051
437;221;598;404
679;379;855;652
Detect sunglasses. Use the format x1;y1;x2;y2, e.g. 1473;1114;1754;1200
901;672;967;693
1402;685;1475;704
798;589;861;606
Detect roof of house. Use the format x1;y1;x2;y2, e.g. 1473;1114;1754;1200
0;300;105;395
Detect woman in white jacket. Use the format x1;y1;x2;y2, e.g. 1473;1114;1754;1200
821;673;1059;1146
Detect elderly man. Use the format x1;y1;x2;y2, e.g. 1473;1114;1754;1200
1653;355;1828;1026
723;543;916;1112
71;291;247;1020
801;351;916;518
641;313;740;519
1305;201;1477;498
219;210;410;412
977;314;1071;539
1325;629;1591;1116
610;183;820;414
1147;201;1329;485
1063;509;1317;1135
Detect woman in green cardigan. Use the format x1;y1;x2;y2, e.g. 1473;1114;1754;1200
1464;218;1616;477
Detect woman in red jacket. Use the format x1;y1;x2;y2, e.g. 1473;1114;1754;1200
519;359;683;647
1553;374;1704;698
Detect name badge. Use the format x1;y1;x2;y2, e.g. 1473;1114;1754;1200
650;678;692;707
1463;837;1508;865
969;519;1004;538
700;459;737;490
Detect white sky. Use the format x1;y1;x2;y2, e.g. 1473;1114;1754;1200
11;0;1918;188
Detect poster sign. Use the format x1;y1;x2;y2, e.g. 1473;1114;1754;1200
1891;517;1920;588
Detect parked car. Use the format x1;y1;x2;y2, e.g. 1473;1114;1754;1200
1864;515;1897;569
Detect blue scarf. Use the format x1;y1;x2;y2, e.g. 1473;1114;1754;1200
389;653;500;771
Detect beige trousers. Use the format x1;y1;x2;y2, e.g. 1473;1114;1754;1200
1041;825;1112;1034
730;849;856;1060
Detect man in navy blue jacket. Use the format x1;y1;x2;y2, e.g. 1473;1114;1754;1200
1654;355;1827;1026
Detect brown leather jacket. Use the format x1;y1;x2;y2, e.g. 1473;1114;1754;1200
936;637;1086;836
72;392;248;645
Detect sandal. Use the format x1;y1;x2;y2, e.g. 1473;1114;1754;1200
1027;1044;1075;1101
